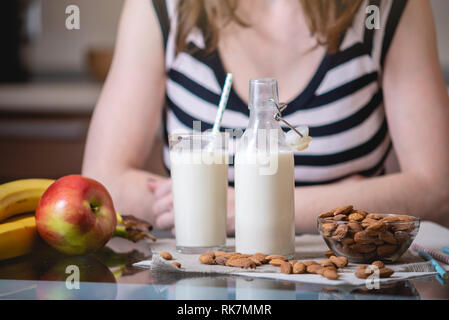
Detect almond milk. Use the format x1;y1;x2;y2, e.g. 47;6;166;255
234;151;295;256
170;150;228;250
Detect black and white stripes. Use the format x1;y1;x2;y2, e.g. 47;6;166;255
152;0;408;186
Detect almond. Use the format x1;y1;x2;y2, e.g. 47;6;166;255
347;221;363;233
160;251;172;260
366;213;383;220
293;262;306;274
355;265;373;279
332;205;353;216
266;255;288;262
215;256;228;266
249;257;262;266
171;262;181;268
332;224;349;241
379;231;398;244
303;261;319;267
322;222;337;237
329;256;348;268
226;258;256;269
354;231;377;244
269;259;286;266
381;215;415;222
350;243;376;253
323;268;339;280
317;265;337;275
280;261;293;274
333;214;348;221
365;221;387;234
306;264;322;274
199;253;215;265
391;221;415;233
320;259;335;268
288;260;297;266
376;245;398;257
371;260;385;269
361;218;378;228
348;212;365;222
251;253;267;264
319;210;335;219
341;237;355;246
394;231;410;243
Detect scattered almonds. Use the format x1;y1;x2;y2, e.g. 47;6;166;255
194;251;355;281
160;251;172;260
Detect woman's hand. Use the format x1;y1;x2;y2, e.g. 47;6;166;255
149;179;174;231
149;179;236;235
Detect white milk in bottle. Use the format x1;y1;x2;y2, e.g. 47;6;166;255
234;79;295;257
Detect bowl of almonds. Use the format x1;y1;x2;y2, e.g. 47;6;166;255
318;205;420;263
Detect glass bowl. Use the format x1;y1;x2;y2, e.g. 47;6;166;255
317;213;420;263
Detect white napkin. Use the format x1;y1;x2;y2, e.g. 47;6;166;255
134;221;444;287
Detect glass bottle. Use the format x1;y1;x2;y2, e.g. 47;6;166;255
234;78;295;257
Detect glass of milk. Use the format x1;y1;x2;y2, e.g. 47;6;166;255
234;78;296;258
169;132;229;253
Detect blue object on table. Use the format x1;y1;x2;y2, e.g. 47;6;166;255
442;246;449;255
418;249;448;279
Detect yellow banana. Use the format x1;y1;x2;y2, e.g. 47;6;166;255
0;179;54;223
0;213;37;261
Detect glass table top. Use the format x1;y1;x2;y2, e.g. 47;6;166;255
1;236;448;300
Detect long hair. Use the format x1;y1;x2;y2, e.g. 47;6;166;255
176;0;363;55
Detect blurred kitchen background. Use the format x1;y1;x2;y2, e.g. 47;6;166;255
0;0;448;183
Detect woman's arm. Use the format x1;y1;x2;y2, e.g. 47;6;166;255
82;0;166;223
294;0;449;233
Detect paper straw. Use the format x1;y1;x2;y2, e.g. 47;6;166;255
212;73;233;133
412;243;449;265
416;249;448;279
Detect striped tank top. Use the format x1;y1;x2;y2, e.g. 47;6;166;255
152;0;408;186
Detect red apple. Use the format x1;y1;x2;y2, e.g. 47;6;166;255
35;175;117;255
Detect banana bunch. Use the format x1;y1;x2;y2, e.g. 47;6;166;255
0;178;156;261
0;179;54;261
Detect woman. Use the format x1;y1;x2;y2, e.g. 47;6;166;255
83;0;449;233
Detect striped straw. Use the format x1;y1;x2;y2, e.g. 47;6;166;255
443;246;449;255
414;247;448;280
212;73;233;133
412;243;449;265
